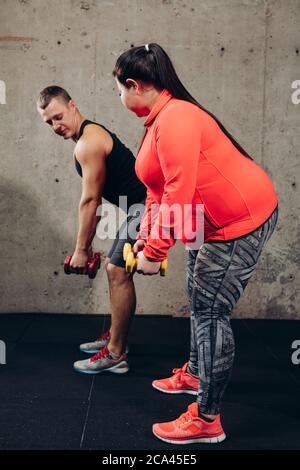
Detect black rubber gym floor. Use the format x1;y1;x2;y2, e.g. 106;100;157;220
0;314;299;451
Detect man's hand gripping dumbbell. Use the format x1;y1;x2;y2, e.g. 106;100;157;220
64;248;101;279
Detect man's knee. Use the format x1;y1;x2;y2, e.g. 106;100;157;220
106;262;128;285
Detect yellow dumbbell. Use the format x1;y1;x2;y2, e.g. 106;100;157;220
123;242;132;262
123;242;168;276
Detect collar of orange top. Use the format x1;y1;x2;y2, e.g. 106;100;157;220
143;89;173;127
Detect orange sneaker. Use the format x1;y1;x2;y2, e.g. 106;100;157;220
152;402;226;444
152;363;199;395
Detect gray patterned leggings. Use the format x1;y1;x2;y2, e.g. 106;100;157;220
186;206;279;414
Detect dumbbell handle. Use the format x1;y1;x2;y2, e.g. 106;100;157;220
87;252;101;279
63;252;101;279
123;243;167;276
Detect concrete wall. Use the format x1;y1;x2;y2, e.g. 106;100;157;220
0;0;298;318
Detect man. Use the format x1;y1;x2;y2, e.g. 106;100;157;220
37;86;146;374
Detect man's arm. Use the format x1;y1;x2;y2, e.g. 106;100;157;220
75;134;106;254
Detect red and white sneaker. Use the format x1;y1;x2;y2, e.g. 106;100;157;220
152;402;226;445
79;330;111;354
152;363;199;395
79;330;129;355
74;346;129;374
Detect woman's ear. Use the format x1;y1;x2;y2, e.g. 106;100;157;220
125;78;139;90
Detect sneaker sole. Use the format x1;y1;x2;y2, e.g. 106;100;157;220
73;361;129;375
152;383;197;395
79;347;105;354
152;430;226;445
79;346;130;354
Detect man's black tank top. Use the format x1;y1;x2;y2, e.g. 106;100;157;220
74;120;146;208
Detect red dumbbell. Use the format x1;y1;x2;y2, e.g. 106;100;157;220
64;252;101;279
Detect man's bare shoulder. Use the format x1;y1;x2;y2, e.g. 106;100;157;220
75;123;113;160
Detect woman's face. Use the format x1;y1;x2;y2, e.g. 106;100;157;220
115;78;150;117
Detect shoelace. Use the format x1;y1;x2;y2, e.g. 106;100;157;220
90;346;110;362
175;409;194;426
96;330;110;342
172;366;185;383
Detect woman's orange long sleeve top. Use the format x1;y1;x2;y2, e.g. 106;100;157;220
135;89;278;261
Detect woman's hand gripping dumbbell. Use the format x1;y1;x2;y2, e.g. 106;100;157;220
123;241;168;276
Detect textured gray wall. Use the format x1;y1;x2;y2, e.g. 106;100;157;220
0;0;298;318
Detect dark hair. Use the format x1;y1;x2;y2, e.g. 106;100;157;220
113;43;253;160
37;86;72;109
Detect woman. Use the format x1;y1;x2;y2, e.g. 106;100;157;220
113;43;278;445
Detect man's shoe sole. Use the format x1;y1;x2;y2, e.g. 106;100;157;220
79;347;104;354
79;346;130;354
73;361;129;375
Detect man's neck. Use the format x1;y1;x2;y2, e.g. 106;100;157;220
72;112;85;143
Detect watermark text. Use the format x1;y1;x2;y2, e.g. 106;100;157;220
0;80;6;104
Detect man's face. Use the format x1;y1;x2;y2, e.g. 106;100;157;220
37;97;76;139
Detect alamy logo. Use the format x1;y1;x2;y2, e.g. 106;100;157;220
0;340;6;365
0;80;6;104
291;340;300;365
291;80;300;104
95;198;205;250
